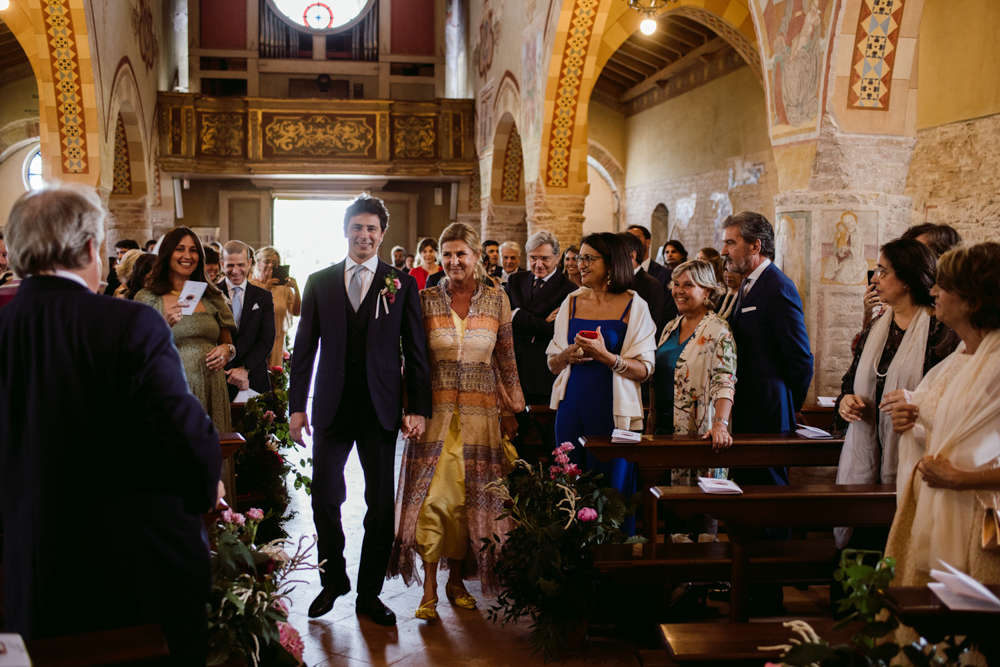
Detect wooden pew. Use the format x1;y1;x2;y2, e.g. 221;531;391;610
660;619;861;666
652;483;897;621
799;403;836;432
25;624;169;666
582;433;845;540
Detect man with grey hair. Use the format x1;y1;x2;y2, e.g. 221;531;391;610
0;185;223;663
219;239;275;401
505;230;577;411
499;240;523;283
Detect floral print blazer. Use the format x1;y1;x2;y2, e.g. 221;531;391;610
657;311;737;436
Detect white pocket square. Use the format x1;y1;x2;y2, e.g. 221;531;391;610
741;306;757;313
252;303;260;311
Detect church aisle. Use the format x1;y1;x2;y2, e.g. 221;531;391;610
280;436;643;667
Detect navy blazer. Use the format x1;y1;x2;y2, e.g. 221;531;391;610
289;259;432;432
633;268;667;336
219;280;276;396
0;276;221;641
505;270;577;397
727;262;813;434
647;259;677;322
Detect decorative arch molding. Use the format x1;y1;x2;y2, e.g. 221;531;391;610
490;112;523;204
0;118;41;164
106;61;150;200
668;5;762;84
586;139;624;227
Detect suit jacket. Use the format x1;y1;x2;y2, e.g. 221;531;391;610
727;262;814;434
647;259;677;322
289;259;432;432
505;270;577;397
633;268;667;336
219;280;276;398
0;276;221;641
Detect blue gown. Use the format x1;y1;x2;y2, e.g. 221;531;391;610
554;296;638;534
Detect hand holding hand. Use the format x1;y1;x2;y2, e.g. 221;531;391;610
500;415;518;441
290;411;311;445
839;394;867;423
165;301;184;327
703;422;733;451
402;414;426;441
891;400;919;433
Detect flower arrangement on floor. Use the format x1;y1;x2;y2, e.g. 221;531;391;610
769;550;973;667
208;508;318;666
482;442;638;660
234;353;312;543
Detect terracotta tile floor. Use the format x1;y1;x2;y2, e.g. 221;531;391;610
279;433;831;666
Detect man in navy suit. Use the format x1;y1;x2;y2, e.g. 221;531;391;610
289;194;432;625
218;240;276;401
628;224;676;321
0;186;222;664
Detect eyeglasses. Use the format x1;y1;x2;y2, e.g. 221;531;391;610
577;254;604;267
873;266;891;278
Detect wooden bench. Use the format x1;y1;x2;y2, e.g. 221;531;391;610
652;483;896;621
25;624;169;666
582;433;845;540
660;619;861;666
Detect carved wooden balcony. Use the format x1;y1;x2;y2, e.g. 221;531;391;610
156;94;476;177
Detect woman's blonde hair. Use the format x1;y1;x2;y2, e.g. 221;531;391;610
671;259;726;311
253;245;280;281
438;222;486;283
115;248;145;282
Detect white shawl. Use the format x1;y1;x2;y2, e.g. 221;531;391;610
898;329;1000;573
546;288;657;430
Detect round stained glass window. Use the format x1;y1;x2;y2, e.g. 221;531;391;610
266;0;376;33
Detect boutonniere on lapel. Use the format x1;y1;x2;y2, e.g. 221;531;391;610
376;270;402;319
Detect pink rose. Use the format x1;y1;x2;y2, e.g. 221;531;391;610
264;410;276;423
283;351;291;361
553;442;574;456
247;508;264;521
554;453;570;464
549;465;560;480
563;463;581;477
232;512;246;526
220;509;235;524
277;622;305;663
393;278;402;289
577;507;598;522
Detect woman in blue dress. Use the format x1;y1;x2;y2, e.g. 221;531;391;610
546;233;658;532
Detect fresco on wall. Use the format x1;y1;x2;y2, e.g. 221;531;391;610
521;20;545;152
820;210;876;286
475;1;503;79
775;211;809;297
758;0;836;145
676;196;696;229
131;0;159;72
477;81;495;154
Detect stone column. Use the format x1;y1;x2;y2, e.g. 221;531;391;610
480;195;528;246
773;115;916;399
525;180;587;251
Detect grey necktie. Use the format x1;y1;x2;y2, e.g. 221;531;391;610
349;265;365;311
231;285;242;328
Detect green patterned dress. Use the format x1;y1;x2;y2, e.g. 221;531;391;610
136;288;236;433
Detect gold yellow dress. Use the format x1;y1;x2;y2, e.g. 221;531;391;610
415;311;471;564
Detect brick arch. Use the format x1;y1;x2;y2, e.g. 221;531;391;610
106;61;149;199
2;0;99;185
540;0;760;194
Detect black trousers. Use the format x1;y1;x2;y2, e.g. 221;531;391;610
311;403;397;597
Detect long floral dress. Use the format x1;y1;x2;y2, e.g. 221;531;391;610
388;281;525;595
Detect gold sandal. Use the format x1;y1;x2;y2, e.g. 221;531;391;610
446;584;477;609
415;597;438;620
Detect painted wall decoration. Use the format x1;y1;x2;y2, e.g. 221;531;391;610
521;19;545;153
820;210;876;286
758;0;837;145
775;211;809;295
198;113;245;158
131;0;160;72
711;192;734;245
263;114;376;158
112;114;132;195
501;126;523;202
546;0;599;188
477;81;495;154
848;0;906;110
475;2;503;79
43;0;89;174
392;116;438;159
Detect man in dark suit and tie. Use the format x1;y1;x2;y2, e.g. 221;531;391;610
506;231;577;418
0;186;223;664
619;232;667;336
218;240;276;401
290;194;432;626
628;224;676;320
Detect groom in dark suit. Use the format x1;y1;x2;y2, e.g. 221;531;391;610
290;194;432;625
219;240;276;401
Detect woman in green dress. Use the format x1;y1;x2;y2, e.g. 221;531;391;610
136;226;236;432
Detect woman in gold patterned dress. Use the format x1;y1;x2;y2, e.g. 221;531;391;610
388;223;524;621
251;246;301;367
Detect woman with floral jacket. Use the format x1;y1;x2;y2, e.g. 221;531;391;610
650;259;737;535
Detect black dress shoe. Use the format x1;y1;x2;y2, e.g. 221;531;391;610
308;581;350;618
356;595;397;626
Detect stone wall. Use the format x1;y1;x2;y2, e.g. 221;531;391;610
623;148;779;255
904;113;1000;243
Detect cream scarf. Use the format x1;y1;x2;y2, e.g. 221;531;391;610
899;329;1000;573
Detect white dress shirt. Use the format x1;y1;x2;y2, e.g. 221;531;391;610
344;254;379;302
50;270;90;290
641;258;652;272
741;257;771;298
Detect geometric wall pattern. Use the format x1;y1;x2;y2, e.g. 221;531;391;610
112;114;132;195
546;0;598;188
501;125;522;202
43;0;89;173
848;0;906;110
